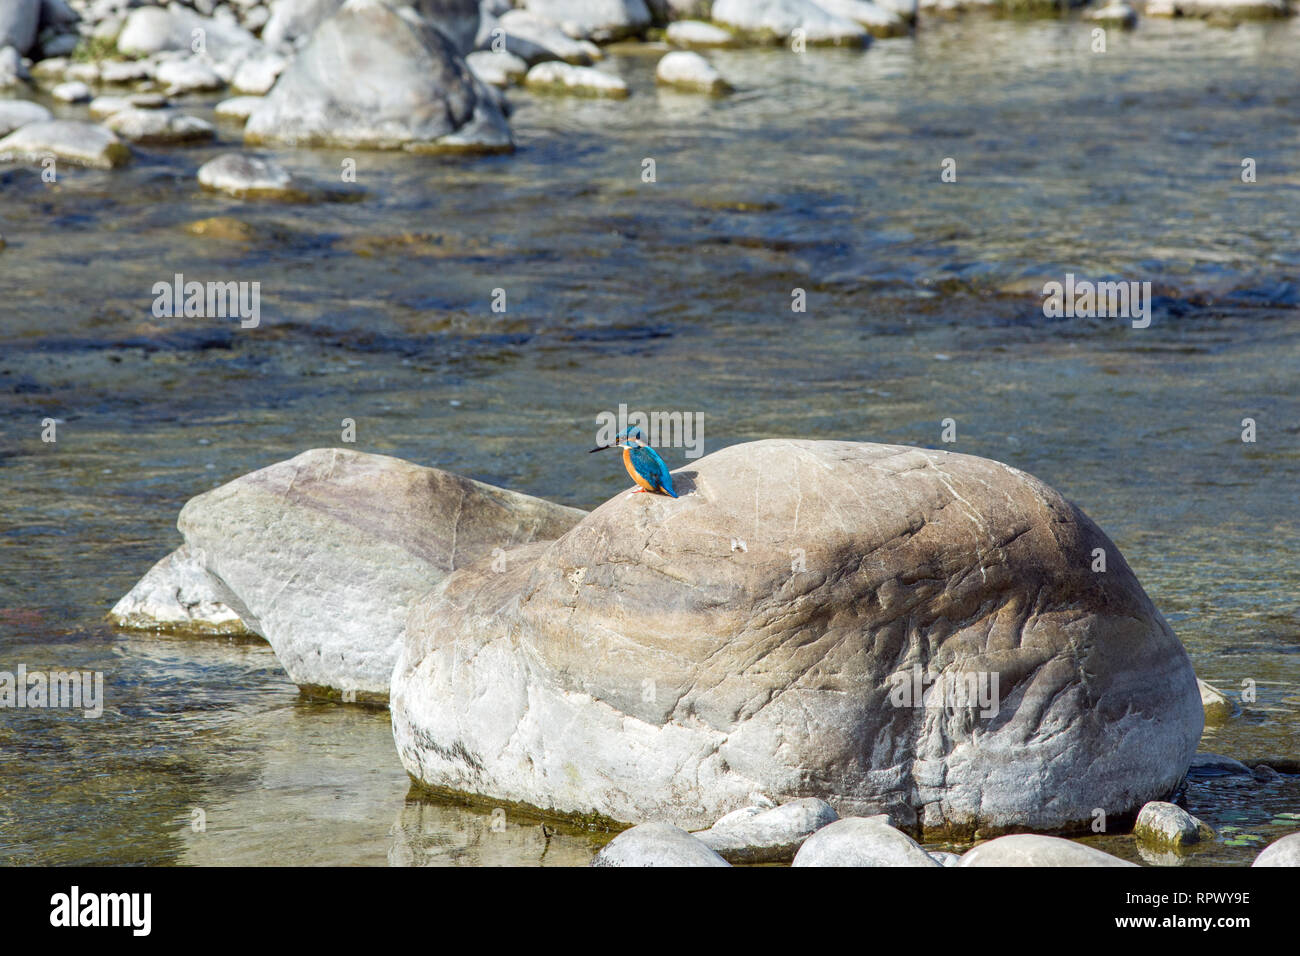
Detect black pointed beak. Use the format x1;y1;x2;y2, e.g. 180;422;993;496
589;444;610;453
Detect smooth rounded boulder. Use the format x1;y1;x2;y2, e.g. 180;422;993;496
117;448;586;701
791;816;940;867
391;439;1203;833
959;834;1136;867
244;0;511;153
591;822;730;867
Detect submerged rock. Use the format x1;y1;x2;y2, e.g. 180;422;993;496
244;0;511;153
0;119;131;168
524;61;628;97
1198;678;1233;724
591;822;731;866
959;834;1137;867
110;544;249;635
791;816;938;867
1253;832;1300;867
1188;752;1252;778
136;448;586;699
0;99;51;137
655;50;729;94
694;797;837;862
391;440;1203;833
1133;801;1213;848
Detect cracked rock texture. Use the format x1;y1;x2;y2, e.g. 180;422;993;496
391;439;1202;833
118;448;586;699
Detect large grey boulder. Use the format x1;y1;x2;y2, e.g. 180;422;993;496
0;0;41;56
959;834;1137;867
791;816;940;867
522;0;651;42
0;119;131;169
111;544;249;635
695;797;837;863
391;440;1203;833
117;448;586;701
591;822;731;866
1253;833;1300;867
244;0;510;152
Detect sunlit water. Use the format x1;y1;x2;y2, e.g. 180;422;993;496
0;17;1297;865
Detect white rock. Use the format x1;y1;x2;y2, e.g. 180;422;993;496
929;850;962;866
197;151;299;198
63;60;97;83
52;79;91;102
524;60;627;97
0;118;130;168
105;107;216;144
959;834;1137;866
109;544;248;634
813;0;908;35
214;94;263;119
665;20;735;47
1086;0;1138;26
117;4;258;63
88;95;132;118
655;50;728;94
710;0;869;46
591;823;731;867
695;797;838;863
521;0;651;42
1253;833;1300;867
792;817;941;867
466;49;527;87
99;58;155;84
122;449;587;699
496;10;603;66
1134;801;1212;847
1198;678;1233;723
0;47;27;89
156;57;224;93
0;98;51;136
230;48;286;94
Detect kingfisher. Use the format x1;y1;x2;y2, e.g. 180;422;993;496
589;426;679;498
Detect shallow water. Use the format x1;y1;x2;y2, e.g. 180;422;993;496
0;17;1297;865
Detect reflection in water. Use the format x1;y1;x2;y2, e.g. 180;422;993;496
0;18;1297;865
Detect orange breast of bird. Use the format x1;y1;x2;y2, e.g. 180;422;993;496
623;446;656;492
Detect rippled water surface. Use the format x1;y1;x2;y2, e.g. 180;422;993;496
1;17;1297;865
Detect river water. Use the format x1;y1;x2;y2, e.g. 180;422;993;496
1;16;1297;865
